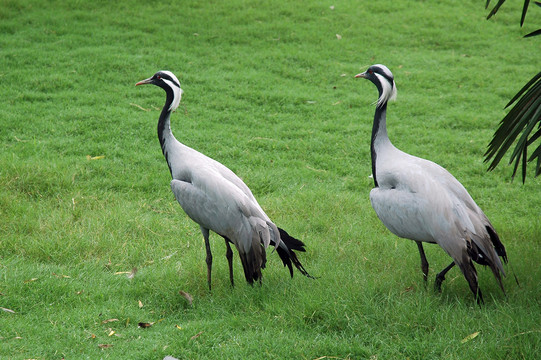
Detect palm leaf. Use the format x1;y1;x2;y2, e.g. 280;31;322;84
486;0;508;19
505;71;541;106
485;72;541;182
486;0;541;37
483;0;539;181
485;74;541;167
525;29;541;37
520;0;531;26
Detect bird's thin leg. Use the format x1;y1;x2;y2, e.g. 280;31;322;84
434;261;455;292
225;239;234;288
416;241;429;284
200;227;212;291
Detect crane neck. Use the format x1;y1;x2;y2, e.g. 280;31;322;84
157;90;176;177
370;102;393;187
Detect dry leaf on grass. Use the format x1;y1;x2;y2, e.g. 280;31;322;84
130;103;150;111
179;291;193;306
52;273;71;278
401;286;414;293
101;318;119;324
190;331;203;340
1;307;15;314
98;344;113;349
114;267;137;278
461;331;480;343
86;155;105;160
24;278;38;283
138;300;144;308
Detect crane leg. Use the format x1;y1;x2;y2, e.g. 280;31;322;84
200;227;212;291
434;261;455;292
416;241;429;284
225;239;234;287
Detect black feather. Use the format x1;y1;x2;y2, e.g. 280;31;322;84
274;228;314;279
486;226;507;263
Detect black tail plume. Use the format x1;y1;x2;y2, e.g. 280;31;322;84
227;235;266;285
457;256;484;304
486;225;507;263
238;250;265;285
275;227;314;279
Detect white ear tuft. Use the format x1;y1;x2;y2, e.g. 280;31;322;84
159;71;182;111
166;83;182;111
375;73;397;108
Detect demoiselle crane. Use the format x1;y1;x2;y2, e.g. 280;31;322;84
355;64;508;303
135;71;311;290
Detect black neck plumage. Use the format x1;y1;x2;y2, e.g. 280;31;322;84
157;88;175;177
370;102;387;188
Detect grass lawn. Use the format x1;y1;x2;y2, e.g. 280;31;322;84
1;0;540;358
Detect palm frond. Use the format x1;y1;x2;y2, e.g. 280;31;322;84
525;29;541;37
483;1;540;181
485;72;541;182
486;0;508;19
520;0;531;26
486;0;540;37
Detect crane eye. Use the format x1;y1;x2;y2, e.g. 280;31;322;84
156;75;161;80
368;69;373;74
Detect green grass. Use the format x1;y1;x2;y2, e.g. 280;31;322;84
1;0;540;358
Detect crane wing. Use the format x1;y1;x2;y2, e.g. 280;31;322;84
170;166;278;250
373;154;505;275
173;146;268;218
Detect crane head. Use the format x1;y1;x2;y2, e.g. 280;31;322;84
355;64;397;108
136;71;183;111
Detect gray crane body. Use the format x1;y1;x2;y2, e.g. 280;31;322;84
356;64;507;302
136;71;311;289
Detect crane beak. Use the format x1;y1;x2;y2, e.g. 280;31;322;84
354;72;367;79
135;77;153;86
